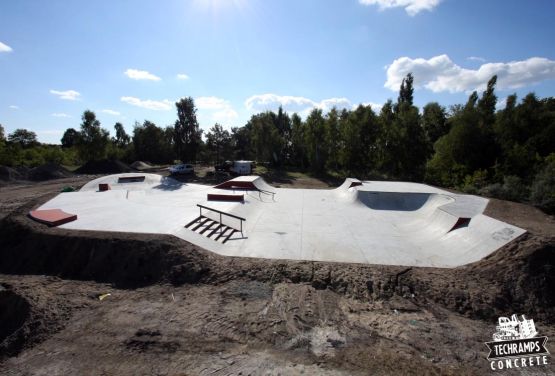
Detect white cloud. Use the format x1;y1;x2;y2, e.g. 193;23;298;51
177;73;190;80
124;68;161;81
195;96;238;126
467;56;486;63
51;113;71;118
9;105;19;109
102;109;121;116
353;102;384;112
358;0;441;16
245;94;316;114
0;41;13;52
318;98;352;112
50;89;81;101
121;96;172;111
245;94;373;117
385;55;555;93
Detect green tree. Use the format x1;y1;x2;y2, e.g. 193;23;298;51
248;112;282;165
421;102;448;146
0;123;5;142
324;108;341;170
113;122;130;147
290;113;306;168
61;128;79;148
132;121;173;164
76;110;109;161
396;72;414;108
8;129;38;147
206;123;232;164
304;108;327;172
231;126;251;160
340;105;379;175
174;97;202;163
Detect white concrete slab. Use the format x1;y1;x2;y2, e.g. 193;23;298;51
38;173;526;268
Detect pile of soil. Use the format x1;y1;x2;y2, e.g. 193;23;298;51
0;166;27;182
75;159;132;174
130;161;153;170
27;163;73;182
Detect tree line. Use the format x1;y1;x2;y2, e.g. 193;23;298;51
0;73;553;212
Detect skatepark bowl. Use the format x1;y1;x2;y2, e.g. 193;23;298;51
34;174;526;267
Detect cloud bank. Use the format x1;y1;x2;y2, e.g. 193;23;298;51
358;0;442;16
385;55;555;93
0;41;12;52
245;94;381;116
50;89;81;101
121;96;172;110
124;69;161;81
195;96;238;126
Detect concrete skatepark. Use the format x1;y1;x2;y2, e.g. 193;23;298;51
33;173;526;267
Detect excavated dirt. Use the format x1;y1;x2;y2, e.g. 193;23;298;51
75;159;133;174
0;174;554;375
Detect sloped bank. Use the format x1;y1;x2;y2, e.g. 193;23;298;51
0;194;553;324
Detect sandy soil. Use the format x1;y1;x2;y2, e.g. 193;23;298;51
0;169;554;375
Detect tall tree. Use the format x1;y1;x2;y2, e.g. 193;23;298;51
396;72;414;109
132;121;173;164
248;112;282;165
76;110;109;161
290;113;306;168
421;102;448;147
206;123;232;164
61;128;80;148
324;108;341;170
304;108;327;172
8;129;38;147
0;123;5;142
231;126;251;160
477;75;498;128
174;97;202;163
113;122;130;147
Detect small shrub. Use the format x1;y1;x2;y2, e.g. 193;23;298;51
530;156;555;214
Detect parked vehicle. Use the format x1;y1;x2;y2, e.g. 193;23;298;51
230;160;253;175
214;160;233;172
169;163;194;175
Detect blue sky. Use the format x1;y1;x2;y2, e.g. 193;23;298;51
1;0;554;143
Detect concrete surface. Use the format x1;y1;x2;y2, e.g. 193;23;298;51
38;174;526;267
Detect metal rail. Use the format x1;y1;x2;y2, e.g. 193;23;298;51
196;204;246;234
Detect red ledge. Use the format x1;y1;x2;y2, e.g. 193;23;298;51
29;209;78;227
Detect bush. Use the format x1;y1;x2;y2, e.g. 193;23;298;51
480;175;529;202
530;155;555;214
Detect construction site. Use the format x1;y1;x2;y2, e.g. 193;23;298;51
1;166;554;375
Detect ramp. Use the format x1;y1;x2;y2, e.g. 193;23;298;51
214;176;276;197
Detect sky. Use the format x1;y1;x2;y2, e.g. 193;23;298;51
1;0;554;144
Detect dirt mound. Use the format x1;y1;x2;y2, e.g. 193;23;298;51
75;159;132;174
0;286;30;357
0;166;26;182
27;163;73;181
130;161;153;170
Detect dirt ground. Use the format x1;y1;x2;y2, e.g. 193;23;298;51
0;167;554;375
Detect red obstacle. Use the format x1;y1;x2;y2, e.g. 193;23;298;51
207;193;244;202
29;209;77;226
